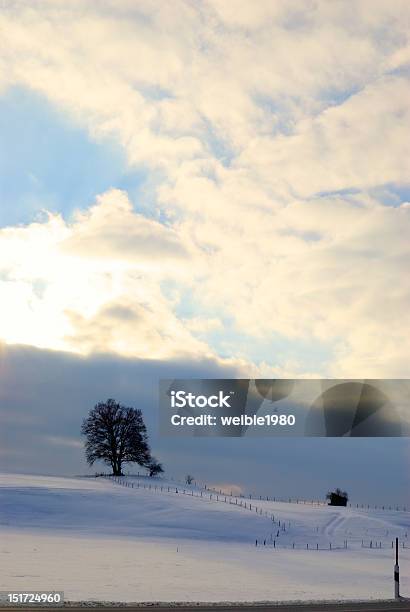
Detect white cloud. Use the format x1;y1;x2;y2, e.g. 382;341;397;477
1;1;410;377
61;190;191;264
0;190;208;360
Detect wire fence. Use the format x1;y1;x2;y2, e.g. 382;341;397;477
101;474;278;524
94;471;408;512
97;473;409;552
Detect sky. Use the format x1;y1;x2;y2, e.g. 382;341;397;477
0;0;409;505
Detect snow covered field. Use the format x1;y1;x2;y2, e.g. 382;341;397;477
0;473;409;603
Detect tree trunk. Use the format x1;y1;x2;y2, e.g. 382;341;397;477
112;459;122;476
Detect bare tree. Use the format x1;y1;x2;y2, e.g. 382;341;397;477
81;398;152;476
148;458;164;477
185;474;194;485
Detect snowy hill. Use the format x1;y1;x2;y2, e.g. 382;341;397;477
0;473;409;603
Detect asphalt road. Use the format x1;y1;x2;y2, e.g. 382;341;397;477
2;601;410;612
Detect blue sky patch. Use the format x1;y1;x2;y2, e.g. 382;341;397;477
0;86;153;227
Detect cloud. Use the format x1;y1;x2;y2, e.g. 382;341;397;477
0;1;409;376
238;75;410;196
61;189;190;263
64;298;208;360
2;1;409;165
0;190;210;361
0;343;242;475
0;343;408;505
44;435;83;449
